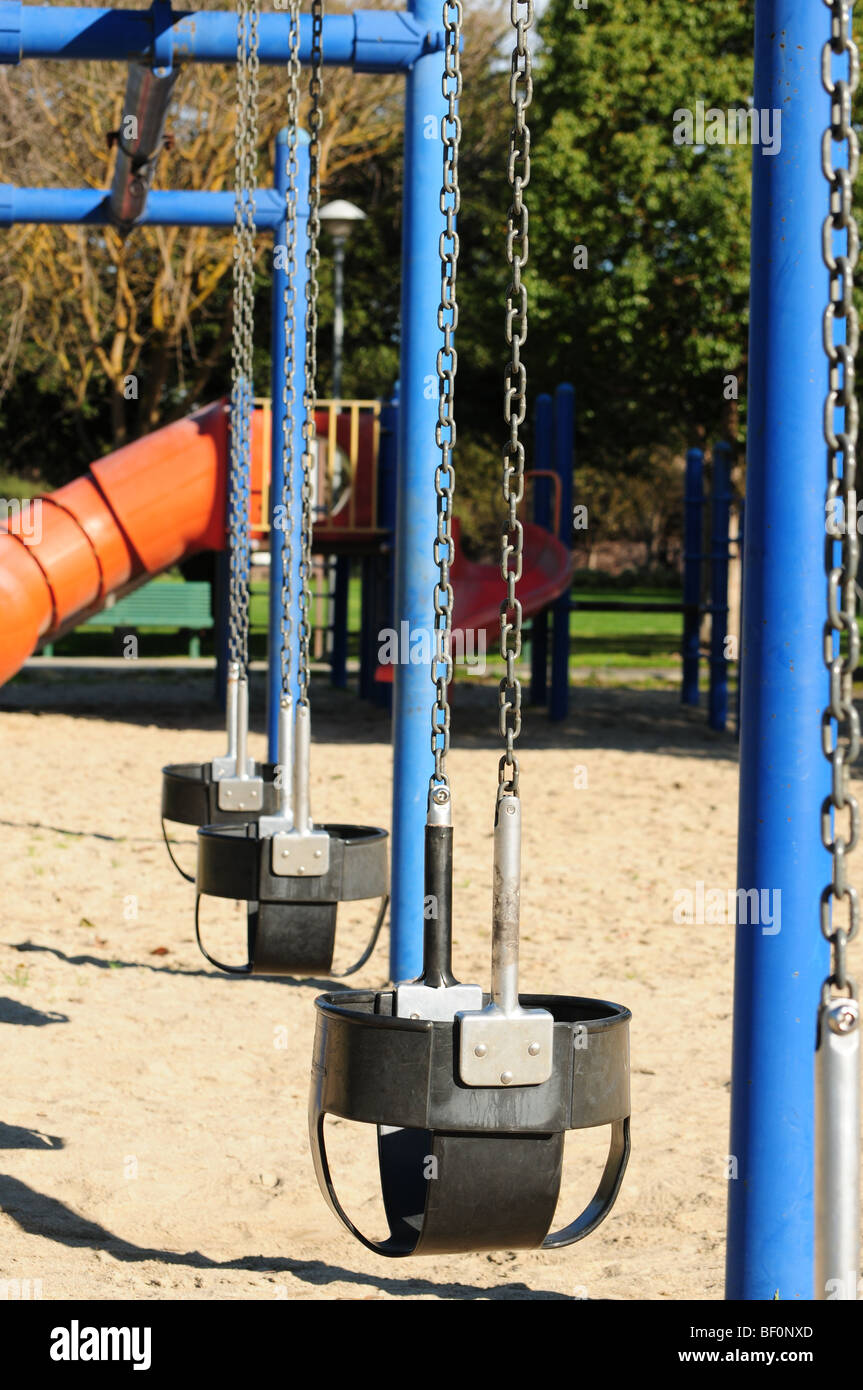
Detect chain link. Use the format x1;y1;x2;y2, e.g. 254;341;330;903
299;0;324;708
279;1;301;700
430;1;462;790
498;0;533;799
228;0;260;673
821;0;861;999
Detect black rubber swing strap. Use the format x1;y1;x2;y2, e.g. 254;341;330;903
331;895;389;979
249;900;338;976
161;816;196;884
194;893;252;975
381;1128;565;1256
542;1116;631;1249
308;1107;565;1258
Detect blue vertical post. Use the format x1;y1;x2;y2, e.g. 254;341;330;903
530;392;553;706
549;383;575;722
708;442;731;732
681;447;704;706
726;0;832;1301
267;130;309;760
389;0;446;981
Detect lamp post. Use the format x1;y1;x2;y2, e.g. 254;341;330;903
319;198;366;686
320;198;366;399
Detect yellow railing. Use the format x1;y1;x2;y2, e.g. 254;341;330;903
255;398;382;536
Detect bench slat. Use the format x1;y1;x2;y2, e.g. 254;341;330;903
83;580;214;630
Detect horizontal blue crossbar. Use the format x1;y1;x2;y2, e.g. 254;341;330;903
0;185;295;229
0;2;440;71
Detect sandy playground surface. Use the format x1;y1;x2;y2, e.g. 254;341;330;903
0;663;780;1300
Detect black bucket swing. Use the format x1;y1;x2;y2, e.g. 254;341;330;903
193;43;389;980
308;0;630;1255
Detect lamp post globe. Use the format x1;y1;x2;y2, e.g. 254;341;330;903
320;200;367;399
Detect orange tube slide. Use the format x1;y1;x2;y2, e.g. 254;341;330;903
0;401;239;686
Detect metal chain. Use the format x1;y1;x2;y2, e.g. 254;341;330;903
821;0;861;1000
299;0;324;709
430;0;462;791
228;0;260;673
498;0;533;800
279;0;301;700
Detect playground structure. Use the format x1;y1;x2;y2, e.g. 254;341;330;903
0;0;857;1301
0;378;739;728
527;394;742;729
0;387;575;693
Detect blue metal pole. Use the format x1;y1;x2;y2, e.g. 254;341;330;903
681;447;704;707
530;392;552;707
389;0;447;982
267;130;309;761
549;383;575;723
0;3;439;71
0;185;285;228
708;442;731;732
726;0;832;1301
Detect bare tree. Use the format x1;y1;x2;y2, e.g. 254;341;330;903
0;0;419;449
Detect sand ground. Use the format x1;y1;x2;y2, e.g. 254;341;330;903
0;664;769;1300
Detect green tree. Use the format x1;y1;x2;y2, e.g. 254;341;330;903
529;0;753;465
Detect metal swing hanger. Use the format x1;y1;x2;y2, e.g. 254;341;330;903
398;0;551;1086
308;0;630;1258
160;0;273;878
258;0;325;872
194;0;389;979
816;0;861;1303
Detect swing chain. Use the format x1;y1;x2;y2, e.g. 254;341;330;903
279;0;302;700
299;0;324;709
229;0;260;673
430;0;462;789
821;0;861;1001
499;0;533;800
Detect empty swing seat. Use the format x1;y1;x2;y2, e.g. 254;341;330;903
309;988;631;1255
195;820;389;975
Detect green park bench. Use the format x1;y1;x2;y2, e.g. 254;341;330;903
41;579;214;658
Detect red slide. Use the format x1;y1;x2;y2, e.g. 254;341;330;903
0;402;232;685
0;406;574;687
375;518;575;684
451;518;574;634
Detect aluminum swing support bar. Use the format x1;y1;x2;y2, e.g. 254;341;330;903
0;1;443;72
